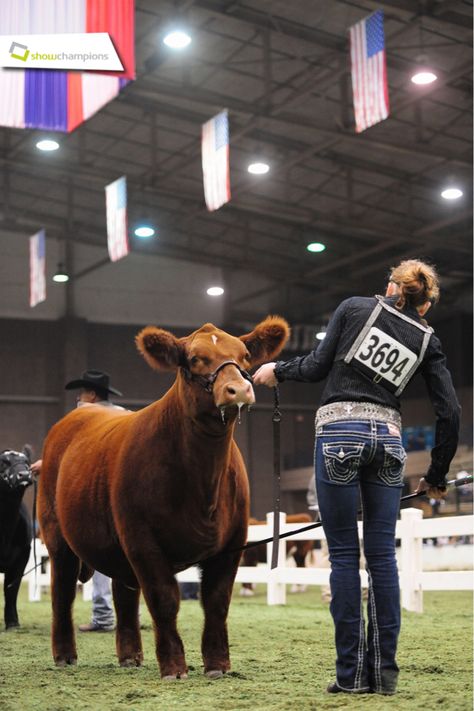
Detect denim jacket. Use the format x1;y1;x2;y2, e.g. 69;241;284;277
274;296;461;487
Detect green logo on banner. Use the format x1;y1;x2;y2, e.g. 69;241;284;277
9;41;30;62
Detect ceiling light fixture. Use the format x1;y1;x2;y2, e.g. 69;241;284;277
163;30;192;49
441;187;463;200
316;331;326;341
306;242;326;253
36;139;59;152
52;262;69;283
134;226;155;238
207;286;224;296
248;162;269;175
411;70;437;85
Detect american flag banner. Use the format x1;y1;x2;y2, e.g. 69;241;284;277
29;229;46;308
201;110;231;211
105;176;129;262
350;10;389;133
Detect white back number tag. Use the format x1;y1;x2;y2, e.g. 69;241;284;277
354;327;417;386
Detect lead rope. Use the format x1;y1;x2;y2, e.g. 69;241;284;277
270;385;281;569
7;475;474;587
32;475;38;594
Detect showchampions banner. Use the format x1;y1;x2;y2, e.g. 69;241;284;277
0;0;135;133
1;33;124;71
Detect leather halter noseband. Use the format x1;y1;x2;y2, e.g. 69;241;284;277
181;360;253;394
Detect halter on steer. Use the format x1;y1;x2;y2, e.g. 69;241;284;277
182;360;254;424
0;450;33;490
181;360;253;394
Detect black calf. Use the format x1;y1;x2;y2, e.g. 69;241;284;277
0;448;33;629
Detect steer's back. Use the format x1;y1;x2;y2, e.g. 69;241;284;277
38;406;132;549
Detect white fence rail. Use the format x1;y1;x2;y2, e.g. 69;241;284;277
24;509;473;613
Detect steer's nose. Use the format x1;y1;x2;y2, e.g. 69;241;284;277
223;380;255;405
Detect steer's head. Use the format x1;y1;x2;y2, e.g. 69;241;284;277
0;448;33;492
136;316;289;426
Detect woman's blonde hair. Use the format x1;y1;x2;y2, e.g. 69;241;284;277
389;259;440;310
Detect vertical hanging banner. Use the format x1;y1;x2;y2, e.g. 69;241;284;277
202;110;231;212
105;176;129;263
349;10;389;133
0;0;135;133
29;229;46;307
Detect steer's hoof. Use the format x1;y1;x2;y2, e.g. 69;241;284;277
5;622;20;631
163;672;188;681
120;658;140;668
55;657;77;667
205;669;224;679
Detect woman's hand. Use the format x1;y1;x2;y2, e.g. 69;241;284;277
30;459;42;476
253;362;278;387
414;476;447;500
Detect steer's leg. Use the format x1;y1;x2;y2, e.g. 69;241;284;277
126;548;187;679
200;549;242;677
4;544;31;629
112;580;143;667
49;541;80;666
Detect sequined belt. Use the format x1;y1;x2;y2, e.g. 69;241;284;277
315;401;401;429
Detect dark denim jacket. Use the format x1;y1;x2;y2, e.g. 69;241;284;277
274;295;461;486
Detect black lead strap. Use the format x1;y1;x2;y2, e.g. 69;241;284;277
32;476;38;593
270;385;281;569
7;476;474;587
238;474;473;554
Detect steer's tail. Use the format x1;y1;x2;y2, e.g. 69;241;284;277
78;562;94;583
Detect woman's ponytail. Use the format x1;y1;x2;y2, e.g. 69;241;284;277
389;260;440;310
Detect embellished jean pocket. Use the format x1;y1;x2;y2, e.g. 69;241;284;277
378;442;406;486
322;442;364;484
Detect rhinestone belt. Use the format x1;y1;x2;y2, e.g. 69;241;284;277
315;401;401;429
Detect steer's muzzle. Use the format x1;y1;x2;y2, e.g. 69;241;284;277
215;370;255;409
10;464;33;489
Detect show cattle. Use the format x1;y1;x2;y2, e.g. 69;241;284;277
0;447;34;629
38;317;289;678
241;513;314;595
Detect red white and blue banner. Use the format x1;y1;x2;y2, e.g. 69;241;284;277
105;176;129;263
349;10;389;133
29;228;46;307
201;110;231;212
0;0;135;133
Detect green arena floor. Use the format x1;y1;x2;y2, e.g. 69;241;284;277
0;585;472;711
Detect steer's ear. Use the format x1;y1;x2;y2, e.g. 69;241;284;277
240;316;290;367
22;444;33;464
136;327;185;371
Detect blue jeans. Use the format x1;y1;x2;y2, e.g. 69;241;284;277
91;571;115;628
315;419;405;694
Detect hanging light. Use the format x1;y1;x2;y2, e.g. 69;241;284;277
36;139;59;152
163;30;192;49
53;262;69;283
207;286;224;296
441;187;463;200
411;43;437;85
134;225;155;238
307;242;326;253
248;162;269;175
411;70;437;85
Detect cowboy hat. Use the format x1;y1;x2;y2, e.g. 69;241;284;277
64;369;122;397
